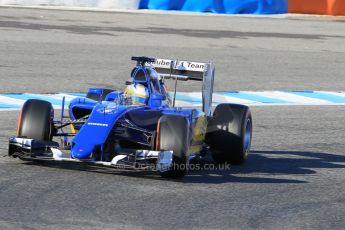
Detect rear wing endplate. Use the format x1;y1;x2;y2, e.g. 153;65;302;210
149;58;215;117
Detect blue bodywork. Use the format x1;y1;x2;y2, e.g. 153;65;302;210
68;64;204;160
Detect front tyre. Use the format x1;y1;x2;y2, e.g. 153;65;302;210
156;115;189;179
206;103;252;165
17;99;54;141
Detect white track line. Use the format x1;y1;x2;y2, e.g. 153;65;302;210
213;93;262;105
246;91;334;105
318;91;345;98
1;91;345;112
0;95;26;106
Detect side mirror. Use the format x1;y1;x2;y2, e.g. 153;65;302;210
150;94;166;100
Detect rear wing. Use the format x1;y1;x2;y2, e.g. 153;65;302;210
149;58;215;117
151;59;210;81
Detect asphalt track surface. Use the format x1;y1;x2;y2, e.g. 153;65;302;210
1;7;345;230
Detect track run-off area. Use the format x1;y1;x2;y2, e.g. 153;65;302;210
0;7;345;230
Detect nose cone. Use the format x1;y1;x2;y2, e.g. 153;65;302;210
70;103;127;159
71;142;94;159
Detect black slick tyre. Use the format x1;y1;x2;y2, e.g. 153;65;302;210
206;103;252;165
156;115;189;179
17;99;54;141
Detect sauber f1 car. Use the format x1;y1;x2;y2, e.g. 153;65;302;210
8;56;252;178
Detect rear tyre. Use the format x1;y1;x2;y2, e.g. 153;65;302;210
156;115;189;179
17;99;54;141
206;103;252;165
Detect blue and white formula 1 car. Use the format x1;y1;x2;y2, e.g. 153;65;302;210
8;56;252;178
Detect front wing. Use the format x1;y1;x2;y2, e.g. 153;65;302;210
9;137;173;173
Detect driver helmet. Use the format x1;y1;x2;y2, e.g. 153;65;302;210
124;83;149;105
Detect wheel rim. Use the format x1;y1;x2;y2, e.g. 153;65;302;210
244;118;252;153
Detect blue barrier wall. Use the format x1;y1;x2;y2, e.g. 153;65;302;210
139;0;288;14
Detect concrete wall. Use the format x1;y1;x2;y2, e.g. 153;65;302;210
1;0;344;15
0;0;140;9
